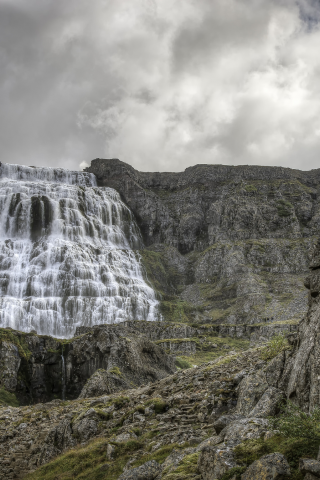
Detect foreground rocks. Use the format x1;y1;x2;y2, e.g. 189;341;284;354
0;346;268;479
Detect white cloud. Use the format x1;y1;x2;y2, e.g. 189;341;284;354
1;0;320;171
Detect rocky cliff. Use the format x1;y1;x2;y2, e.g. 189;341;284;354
0;324;176;405
85;159;319;329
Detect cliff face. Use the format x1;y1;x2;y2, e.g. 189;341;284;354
85;159;320;252
85;159;320;327
0;324;176;405
281;238;320;411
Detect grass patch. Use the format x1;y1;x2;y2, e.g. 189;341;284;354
0;328;32;360
0;387;19;407
175;357;192;369
162;452;200;479
234;435;318;480
107;366;122;377
220;466;247;480
277;199;293;217
145;397;168;414
178;336;250;366
260;334;290;361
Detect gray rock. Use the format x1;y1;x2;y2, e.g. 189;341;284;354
248;387;283;418
118;460;161;480
223;417;268;446
196;436;224;451
300;458;320;477
241;453;290;479
79;369;130;399
213;414;245;434
236;370;269;415
198;444;237;480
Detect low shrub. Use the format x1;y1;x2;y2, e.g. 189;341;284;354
260;334;290;361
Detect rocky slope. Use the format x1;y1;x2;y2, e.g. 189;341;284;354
85;159;319;334
1;235;320;479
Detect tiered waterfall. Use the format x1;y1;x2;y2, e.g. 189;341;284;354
0;163;159;338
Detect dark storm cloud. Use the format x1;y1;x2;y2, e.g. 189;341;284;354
0;0;320;171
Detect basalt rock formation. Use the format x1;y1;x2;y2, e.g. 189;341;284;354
85;158;320;333
0;324;176;405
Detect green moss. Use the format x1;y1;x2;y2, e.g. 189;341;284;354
0;328;32;360
277;199;293;217
162;452;200;479
160;300;195;323
175;357;192;369
244;185;257;192
234;435;318;479
108;366;122;377
220;466;247;480
0;387;19;407
145;397;168;414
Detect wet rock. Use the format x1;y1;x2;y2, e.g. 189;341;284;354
118;459;162;479
241;453;290;479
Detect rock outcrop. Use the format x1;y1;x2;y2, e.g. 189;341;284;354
0;323;176;404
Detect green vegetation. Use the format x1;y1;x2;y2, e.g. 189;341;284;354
277;199;293;217
145;397;168;414
24;432;191;480
0;386;19;407
234;435;318;480
0;328;32;360
233;402;320;479
221;466;247;480
160;300;195;323
108;366;122;377
269;401;320;442
162;452;200;479
244;185;257;192
260;334;290;361
178;336;250;366
175;357;192;369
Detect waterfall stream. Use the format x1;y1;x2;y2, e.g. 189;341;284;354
61;352;66;401
0;163;159;338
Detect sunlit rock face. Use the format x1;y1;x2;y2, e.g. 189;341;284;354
0;163;159;338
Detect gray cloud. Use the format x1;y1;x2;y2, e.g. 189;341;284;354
0;0;320;172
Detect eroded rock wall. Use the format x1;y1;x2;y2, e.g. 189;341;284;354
0;324;176;404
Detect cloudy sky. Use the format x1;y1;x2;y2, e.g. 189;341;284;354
1;0;320;172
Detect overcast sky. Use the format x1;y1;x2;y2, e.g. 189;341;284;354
1;0;320;172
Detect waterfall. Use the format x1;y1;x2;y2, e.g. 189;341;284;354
61;352;66;401
0;163;159;338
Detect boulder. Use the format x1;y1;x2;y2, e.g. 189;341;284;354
241;453;290;479
78;369;130;398
198;445;237;480
236;370;268;415
299;458;320;477
248;387;283;418
222;417;268;446
213;414;245;434
118;460;162;480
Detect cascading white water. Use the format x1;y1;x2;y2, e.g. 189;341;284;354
0;163;159;338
